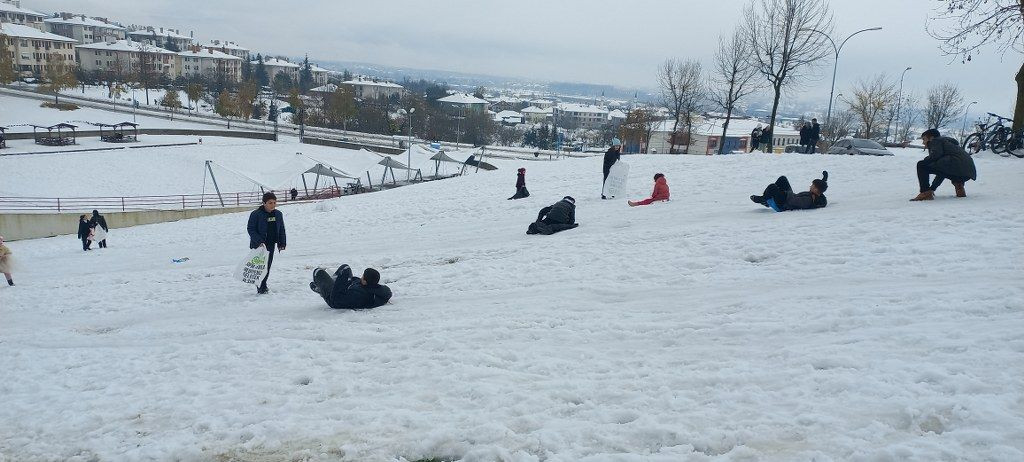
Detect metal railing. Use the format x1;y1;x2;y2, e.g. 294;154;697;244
0;187;347;213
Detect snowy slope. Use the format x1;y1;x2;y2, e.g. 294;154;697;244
1;150;1023;461
0;92;212;130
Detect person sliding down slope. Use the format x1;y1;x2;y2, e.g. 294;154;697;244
508;167;530;200
628;173;670;207
527;196;578;235
750;171;828;212
310;265;392;310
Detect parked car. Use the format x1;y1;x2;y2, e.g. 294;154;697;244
827;138;893;156
783;144;806;153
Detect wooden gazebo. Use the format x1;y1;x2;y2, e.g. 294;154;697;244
97;122;139;143
32;123;77;146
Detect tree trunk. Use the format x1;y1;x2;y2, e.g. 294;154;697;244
668;117;680;154
719;107;733;155
768;83;783;152
1014;61;1024;132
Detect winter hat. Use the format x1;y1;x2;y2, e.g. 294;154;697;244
812;171;829;193
562;196;576;204
921;128;941;139
611;138;622;146
518;167;526;173
363;268;381;286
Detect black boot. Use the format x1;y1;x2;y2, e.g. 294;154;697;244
257;282;269;294
6;278;12;286
750;195;765;205
309;281;319;294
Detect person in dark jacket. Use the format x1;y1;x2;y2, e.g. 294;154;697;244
246;192;287;294
760;127;773;153
289;188;298;201
89;210;108;248
808;119;821;153
910;129;978;201
77;215;93;251
602;138;622;199
750;126;763;152
310;264;392;310
508;167;530;200
750;171;829;211
799;123;811;153
528;196;579;235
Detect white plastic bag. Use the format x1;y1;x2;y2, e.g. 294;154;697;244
92;224;108;242
234;247;270;285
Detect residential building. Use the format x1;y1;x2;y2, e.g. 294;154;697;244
554;103;609;129
0;22;76;77
493;110;523;125
203;40;248;60
528;98;554;109
310;64;330;86
489;95;524;112
342;77;405;100
260;56;299;83
521;105;551;123
309;83;340;97
0;0;45;31
127;27;193;51
44;14;125;44
647;115;800;154
178;47;241;82
75;39;177;80
437;93;488;113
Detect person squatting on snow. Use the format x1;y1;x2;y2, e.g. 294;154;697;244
77;215;93;251
90;210;108;248
508;167;530;200
910;129;977;201
750;171;829;212
628;173;670;207
527;196;579;235
602;138;622;199
247;192;287;294
0;235;14;286
309;265;392;310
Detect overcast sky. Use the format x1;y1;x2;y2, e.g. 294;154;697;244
30;0;1019;117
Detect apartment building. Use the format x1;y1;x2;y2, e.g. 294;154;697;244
342;77;404;100
75;39;177;79
178;47;241;82
0;22;76;77
310;63;330;86
260;56;299;83
44;14;125;44
553;103;609;129
203;40;248;60
437;93;488;113
0;0;45;31
127;27;192;50
521;105;552;123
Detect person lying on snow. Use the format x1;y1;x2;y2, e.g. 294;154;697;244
628;173;670;207
527;196;578;235
750;171;828;212
910;128;977;201
310;264;392;310
508;167;530;200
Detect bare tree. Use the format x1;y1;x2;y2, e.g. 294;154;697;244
0;33;16;85
846;74;897;139
743;0;833;150
821;110;856;144
923;83;965;130
897;93;920;143
710;28;760;154
928;1;1023;130
658;58;704;154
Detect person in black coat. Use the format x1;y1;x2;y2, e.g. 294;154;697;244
602;139;622;199
750;126;763;152
528;196;579;235
508;167;530;200
760;127;773;153
808;119;821;153
310;265;392;310
750;171;829;211
77;215;93;251
799;123;811;152
246;192;287;294
89;209;108;248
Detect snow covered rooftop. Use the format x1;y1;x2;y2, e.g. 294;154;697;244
310;65;331;73
310;83;340;93
0;1;44;18
437;93;488;105
179;48;241;60
520;105;552;114
608;109;628;119
261;57;300;68
76;39;176;54
44;16;125;30
204;40;248;51
128;28;192;40
343;79;403;89
557;103;608;114
0;22;76;42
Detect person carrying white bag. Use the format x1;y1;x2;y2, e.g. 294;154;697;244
244;192;287;294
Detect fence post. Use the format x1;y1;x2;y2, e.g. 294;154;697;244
182;195;185;209
122;197;125;212
57;197;61;212
236;193;239;206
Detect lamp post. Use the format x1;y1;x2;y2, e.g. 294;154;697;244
891;66;912;143
802;27;883;127
407;107;415;181
961;101;979;142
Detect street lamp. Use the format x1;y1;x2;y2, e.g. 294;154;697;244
961;101;979;142
407;107;415;181
802;26;883;127
891;66;912;143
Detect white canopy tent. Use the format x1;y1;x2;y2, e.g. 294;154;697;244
203;153;370;206
377;156;422;185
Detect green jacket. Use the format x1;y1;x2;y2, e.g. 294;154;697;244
924;136;977;181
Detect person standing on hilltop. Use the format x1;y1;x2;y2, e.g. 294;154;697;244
602;138;622;199
247;192;287;294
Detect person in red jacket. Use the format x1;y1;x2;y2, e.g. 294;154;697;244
507;167;530;200
628;173;670;207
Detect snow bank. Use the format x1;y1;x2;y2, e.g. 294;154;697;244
1;150;1022;461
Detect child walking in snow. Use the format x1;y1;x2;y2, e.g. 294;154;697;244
77;215;93;251
0;235;14;286
628;173;670;207
508;168;530;200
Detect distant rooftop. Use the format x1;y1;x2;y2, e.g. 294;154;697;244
76;39;176;54
44;15;125;30
0;22;77;42
438;93;488;105
0;1;45;18
179;48;241;60
344;78;403;89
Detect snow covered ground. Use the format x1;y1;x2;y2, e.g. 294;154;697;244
0;91;212;131
2;148;1023;461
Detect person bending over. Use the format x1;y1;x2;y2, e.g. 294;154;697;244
310;265;392;310
910;129;977;201
527;196;578;235
750;171;829;212
628;173;670;207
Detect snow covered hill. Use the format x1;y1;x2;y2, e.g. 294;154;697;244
2;150;1023;461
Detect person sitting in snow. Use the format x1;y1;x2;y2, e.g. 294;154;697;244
909;128;977;201
309;264;392;310
628;173;670;207
0;235;14;286
508;167;530;200
750;171;829;212
527;196;578;235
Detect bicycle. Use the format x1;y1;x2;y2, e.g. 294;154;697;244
994;127;1024;158
962;113;1013;156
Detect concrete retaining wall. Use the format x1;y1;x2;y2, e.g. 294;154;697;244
302;136;404;154
0;206;253;241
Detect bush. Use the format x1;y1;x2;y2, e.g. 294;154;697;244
40;102;79;111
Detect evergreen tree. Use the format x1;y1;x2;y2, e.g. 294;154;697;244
273;72;293;94
538;124;550;150
241;59;252;82
254;54;269;87
268;100;278;122
299;55;314;92
0;34;16;85
342;69;353;81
